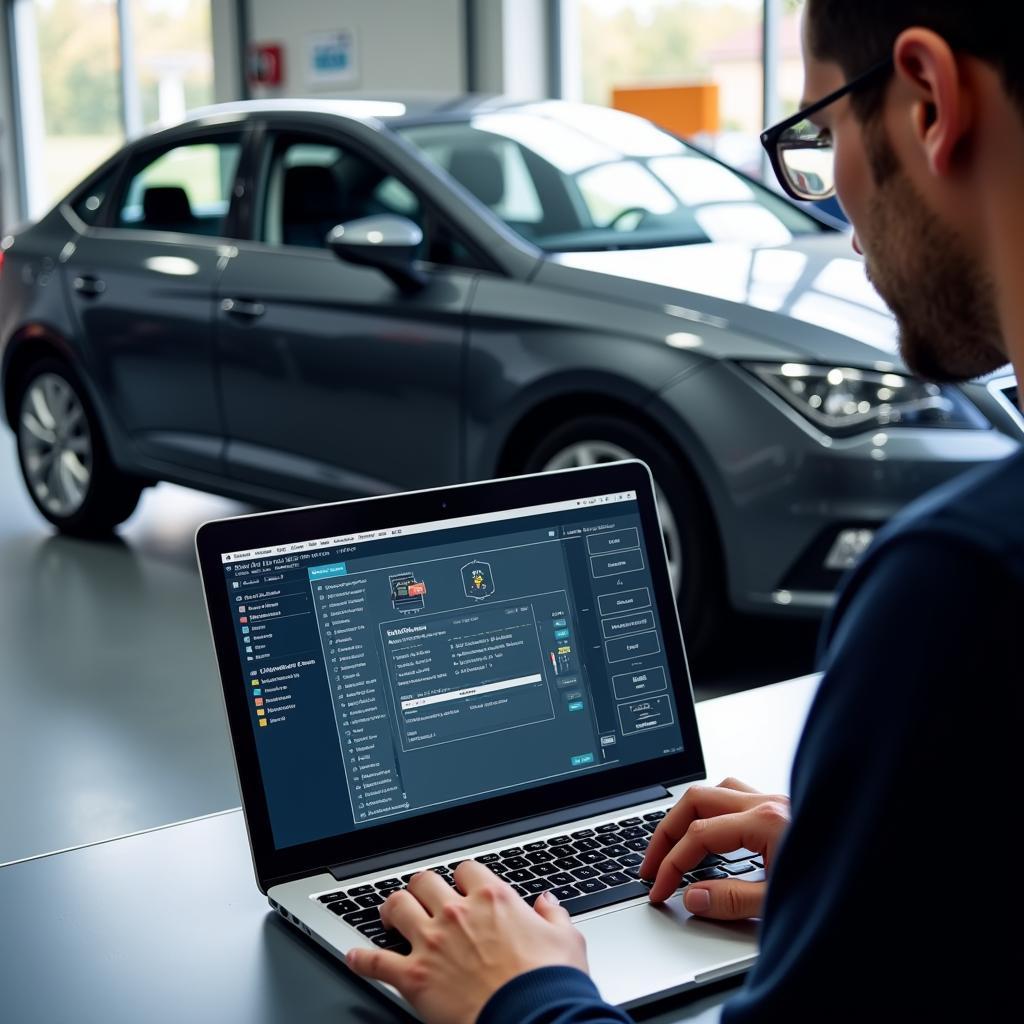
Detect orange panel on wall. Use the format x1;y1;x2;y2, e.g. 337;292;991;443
611;83;720;136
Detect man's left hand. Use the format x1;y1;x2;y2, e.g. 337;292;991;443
346;860;588;1024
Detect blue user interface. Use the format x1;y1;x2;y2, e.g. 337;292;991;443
220;490;686;850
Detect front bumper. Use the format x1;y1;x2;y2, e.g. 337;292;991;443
656;361;1022;616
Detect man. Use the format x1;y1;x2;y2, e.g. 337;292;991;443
347;2;1023;1019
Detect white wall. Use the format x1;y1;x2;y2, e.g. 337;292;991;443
245;0;467;97
212;0;243;104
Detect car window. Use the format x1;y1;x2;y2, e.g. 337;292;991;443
257;132;481;269
117;137;242;236
400;104;825;252
69;166;120;226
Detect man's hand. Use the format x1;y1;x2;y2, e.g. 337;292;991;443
346;860;588;1024
640;777;790;920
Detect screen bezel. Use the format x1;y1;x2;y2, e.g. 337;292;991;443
196;461;705;890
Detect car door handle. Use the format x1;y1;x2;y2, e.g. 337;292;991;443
221;297;265;319
73;275;106;297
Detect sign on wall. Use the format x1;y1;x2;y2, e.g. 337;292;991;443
306;30;359;88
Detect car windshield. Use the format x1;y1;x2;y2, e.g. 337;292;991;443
399;102;823;252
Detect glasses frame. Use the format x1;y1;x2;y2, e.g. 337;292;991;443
761;56;893;201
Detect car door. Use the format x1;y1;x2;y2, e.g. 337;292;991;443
61;128;245;475
214;123;476;500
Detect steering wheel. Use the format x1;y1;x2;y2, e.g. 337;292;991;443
606;206;651;231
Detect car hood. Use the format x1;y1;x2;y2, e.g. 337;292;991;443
544;231;908;369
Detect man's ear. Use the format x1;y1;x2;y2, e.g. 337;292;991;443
892;27;972;177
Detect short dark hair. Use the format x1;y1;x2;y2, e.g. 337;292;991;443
806;1;1024;119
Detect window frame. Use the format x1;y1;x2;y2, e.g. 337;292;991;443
243;117;500;275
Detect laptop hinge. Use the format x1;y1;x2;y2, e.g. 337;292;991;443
328;785;670;882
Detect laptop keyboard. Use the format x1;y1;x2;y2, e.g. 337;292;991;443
314;810;765;954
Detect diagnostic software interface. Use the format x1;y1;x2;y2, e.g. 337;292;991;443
220;490;686;849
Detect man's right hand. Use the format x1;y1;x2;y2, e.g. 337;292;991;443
640;777;790;920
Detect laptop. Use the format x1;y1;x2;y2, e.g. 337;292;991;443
195;460;760;1015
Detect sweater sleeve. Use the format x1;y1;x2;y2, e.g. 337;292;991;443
477;966;634;1024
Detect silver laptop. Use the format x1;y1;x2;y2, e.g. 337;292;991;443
195;461;759;1015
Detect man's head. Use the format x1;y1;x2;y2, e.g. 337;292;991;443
799;0;1022;382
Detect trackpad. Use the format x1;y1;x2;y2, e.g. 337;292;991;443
578;897;759;1007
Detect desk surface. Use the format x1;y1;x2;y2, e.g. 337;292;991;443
0;676;818;1024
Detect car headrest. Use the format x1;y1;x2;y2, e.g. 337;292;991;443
282;165;341;223
142;186;194;226
447;146;505;207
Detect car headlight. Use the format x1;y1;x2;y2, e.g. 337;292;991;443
743;362;988;437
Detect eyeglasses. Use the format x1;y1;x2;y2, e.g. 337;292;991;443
761;57;893;202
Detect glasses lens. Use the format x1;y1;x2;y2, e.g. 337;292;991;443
777;119;835;200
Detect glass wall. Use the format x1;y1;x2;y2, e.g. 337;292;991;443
10;0;213;219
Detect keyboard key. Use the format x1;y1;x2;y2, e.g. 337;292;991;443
448;861;468;871
617;853;644;867
598;871;632;887
348;884;375;896
577;850;605;865
356;892;385;908
719;848;760;864
549;835;573;846
525;850;554;864
530;861;561;877
596;823;619;834
375;878;401;890
602;844;629;858
372;933;411;954
575;877;607;894
553;856;583;871
318;891;346;904
477;853;501;865
572;837;600;853
694;854;724;870
506;869;534;883
625;838;648;852
619;826;646;841
642;822;659;833
524;841;547;851
342;908;381;926
571;828;595;839
596;834;625;848
325;899;359;915
618;817;643;827
551;885;581;901
512;884;528;897
594;860;621;875
570;866;600;880
502;847;524;857
752;858;764;868
560;880;649;916
548;872;576;887
522;878;551;894
503;856;529;871
723;861;755;876
401;872;420;884
357;922;386;938
689;867;729;882
643;810;666;821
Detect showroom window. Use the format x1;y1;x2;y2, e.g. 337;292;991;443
559;0;802;181
8;0;214;220
117;137;241;235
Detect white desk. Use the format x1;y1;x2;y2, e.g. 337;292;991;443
0;675;819;1024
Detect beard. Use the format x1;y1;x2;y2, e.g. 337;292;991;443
857;128;1007;383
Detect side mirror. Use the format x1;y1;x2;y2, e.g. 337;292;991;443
326;215;427;294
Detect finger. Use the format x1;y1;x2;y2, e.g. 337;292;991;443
346;946;410;988
649;809;765;903
716;776;761;794
379;887;431;937
533;889;571;925
641;786;765;880
406;869;459;915
683;879;765;921
454;858;510;895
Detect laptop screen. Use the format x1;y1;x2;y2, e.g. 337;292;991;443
217;486;688;852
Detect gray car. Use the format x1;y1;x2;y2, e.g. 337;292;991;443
1;97;1020;648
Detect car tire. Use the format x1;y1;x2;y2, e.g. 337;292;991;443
519;415;725;658
13;357;144;536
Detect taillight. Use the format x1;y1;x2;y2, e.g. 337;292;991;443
0;249;5;276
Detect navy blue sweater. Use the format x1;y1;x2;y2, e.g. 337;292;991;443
481;447;1024;1024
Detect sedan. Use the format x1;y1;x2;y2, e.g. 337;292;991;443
1;96;1020;650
